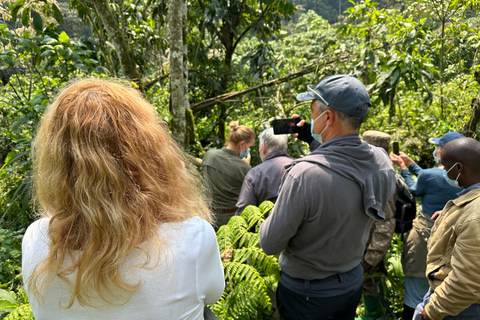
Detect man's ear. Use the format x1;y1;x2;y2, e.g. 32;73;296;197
325;109;335;125
259;143;265;155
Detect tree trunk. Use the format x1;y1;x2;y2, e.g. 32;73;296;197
90;0;142;89
217;50;234;143
169;0;187;146
182;0;196;145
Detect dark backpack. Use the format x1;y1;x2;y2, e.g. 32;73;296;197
394;174;416;235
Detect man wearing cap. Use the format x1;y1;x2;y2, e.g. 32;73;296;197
389;132;464;319
259;75;395;319
414;137;480;320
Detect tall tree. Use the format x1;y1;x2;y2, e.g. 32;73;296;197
90;0;142;88
169;0;188;146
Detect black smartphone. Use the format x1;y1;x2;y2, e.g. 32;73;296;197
272;118;301;134
392;141;400;155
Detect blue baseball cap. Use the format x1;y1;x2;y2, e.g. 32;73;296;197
428;132;465;147
296;75;371;118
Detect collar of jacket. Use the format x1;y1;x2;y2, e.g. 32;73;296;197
265;149;290;161
450;188;480;207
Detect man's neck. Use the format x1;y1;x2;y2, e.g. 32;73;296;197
323;127;359;143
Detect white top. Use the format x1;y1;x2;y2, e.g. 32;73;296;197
22;216;225;320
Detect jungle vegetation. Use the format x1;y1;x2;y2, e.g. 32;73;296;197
0;0;479;318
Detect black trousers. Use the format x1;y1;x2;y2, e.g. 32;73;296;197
276;281;363;320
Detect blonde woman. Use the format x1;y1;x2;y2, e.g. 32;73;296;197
202;121;255;228
22;79;225;319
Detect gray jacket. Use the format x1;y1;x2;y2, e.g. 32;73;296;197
259;134;395;280
235;150;293;215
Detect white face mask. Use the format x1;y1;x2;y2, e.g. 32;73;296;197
433;146;440;164
443;162;461;188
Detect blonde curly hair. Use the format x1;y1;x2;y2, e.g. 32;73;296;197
29;78;211;308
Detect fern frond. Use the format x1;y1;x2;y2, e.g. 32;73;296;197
238;231;259;248
240;205;265;229
225;216;249;248
259;200;274;216
224;261;263;285
214;202;280;319
216;225;234;253
223;280;272;320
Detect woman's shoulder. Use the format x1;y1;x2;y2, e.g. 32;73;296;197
160;217;215;240
24;218;50;242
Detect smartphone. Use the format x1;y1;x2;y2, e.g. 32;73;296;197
272;118;301;135
392;141;400;155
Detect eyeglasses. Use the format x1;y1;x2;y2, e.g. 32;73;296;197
307;84;329;106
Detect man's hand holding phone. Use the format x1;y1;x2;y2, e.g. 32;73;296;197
271;115;313;144
291;114;313;144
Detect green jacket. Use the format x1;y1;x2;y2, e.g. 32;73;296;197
425;188;480;320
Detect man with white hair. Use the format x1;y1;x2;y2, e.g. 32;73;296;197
235;128;293;215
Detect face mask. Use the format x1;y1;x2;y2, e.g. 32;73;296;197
443;162;461;188
240;148;250;159
311;110;328;143
260;155;264;162
433;146;440;164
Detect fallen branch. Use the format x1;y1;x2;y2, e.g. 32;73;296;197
191;54;349;113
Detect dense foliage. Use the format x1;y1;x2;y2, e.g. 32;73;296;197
1;0;479;318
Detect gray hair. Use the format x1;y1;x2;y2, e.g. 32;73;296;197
314;100;367;131
259;128;288;154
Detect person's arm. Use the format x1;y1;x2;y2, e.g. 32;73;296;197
398;151;424;177
407;162;423;177
259;170;308;255
363;195;396;271
197;220;225;305
400;168;417;190
424;215;480;319
407;170;428;197
235;175;257;215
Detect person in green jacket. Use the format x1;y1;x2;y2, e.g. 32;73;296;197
202;121;255;229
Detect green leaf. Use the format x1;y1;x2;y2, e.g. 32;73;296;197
40;49;54;58
58;31;70;43
4;57;15;67
11;0;25;22
0;289;18;307
52;3;64;24
21;7;30;27
31;10;43;31
0;24;8;30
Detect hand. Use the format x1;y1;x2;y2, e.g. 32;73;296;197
362;259;375;274
389;152;407;170
242;152;251;164
292;114;313;144
431;211;441;221
399;151;414;167
420;309;431;320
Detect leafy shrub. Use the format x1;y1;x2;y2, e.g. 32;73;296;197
3;303;33;320
0;229;23;288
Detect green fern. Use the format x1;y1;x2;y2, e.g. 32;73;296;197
211;201;279;319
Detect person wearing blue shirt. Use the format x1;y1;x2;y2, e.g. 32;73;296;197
390;132;464;320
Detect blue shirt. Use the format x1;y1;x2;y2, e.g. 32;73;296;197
400;163;461;215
